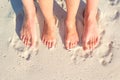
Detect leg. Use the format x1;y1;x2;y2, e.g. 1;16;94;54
38;0;57;48
65;0;80;49
20;0;36;46
82;0;99;50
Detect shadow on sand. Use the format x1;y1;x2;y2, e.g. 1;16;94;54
10;0;86;47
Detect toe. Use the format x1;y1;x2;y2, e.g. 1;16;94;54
23;36;26;44
51;40;56;48
89;39;93;50
24;37;28;46
83;41;88;50
21;34;24;41
87;40;92;50
43;38;46;45
91;38;94;50
95;37;100;47
48;41;52;48
73;40;78;47
72;42;76;48
46;41;48;47
25;33;28;45
82;37;90;50
42;37;44;42
65;41;70;49
74;42;77;47
25;38;28;46
69;42;73;49
27;36;31;46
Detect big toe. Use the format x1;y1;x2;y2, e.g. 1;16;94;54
65;41;70;49
65;41;77;50
27;36;32;46
51;41;56;48
94;37;100;47
82;40;89;50
42;37;46;45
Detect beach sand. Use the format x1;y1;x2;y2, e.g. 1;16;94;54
0;0;120;80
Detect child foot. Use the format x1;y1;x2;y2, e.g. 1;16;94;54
82;11;99;50
42;16;58;48
20;15;36;46
65;19;79;50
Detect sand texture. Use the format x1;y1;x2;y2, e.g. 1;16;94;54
0;0;120;80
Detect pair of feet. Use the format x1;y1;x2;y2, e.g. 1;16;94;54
20;11;99;51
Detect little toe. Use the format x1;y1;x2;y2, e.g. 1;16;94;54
47;41;51;48
27;40;31;46
26;35;30;46
83;46;87;50
72;41;77;48
27;39;32;46
90;41;93;50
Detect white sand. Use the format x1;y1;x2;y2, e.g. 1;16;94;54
0;0;120;80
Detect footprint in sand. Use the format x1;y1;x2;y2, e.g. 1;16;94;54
70;46;93;64
8;6;40;60
95;41;114;65
70;41;114;65
112;11;120;20
8;33;39;60
70;28;114;66
69;9;114;65
108;0;120;6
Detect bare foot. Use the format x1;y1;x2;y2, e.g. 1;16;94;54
42;16;58;48
65;19;79;49
20;15;36;46
82;11;100;50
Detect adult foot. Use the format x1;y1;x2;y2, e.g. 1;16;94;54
42;16;58;48
20;14;36;46
82;11;99;50
65;19;79;49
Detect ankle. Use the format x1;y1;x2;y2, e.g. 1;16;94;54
24;10;36;20
44;16;56;26
65;18;76;28
84;8;97;18
24;14;35;22
84;11;97;23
